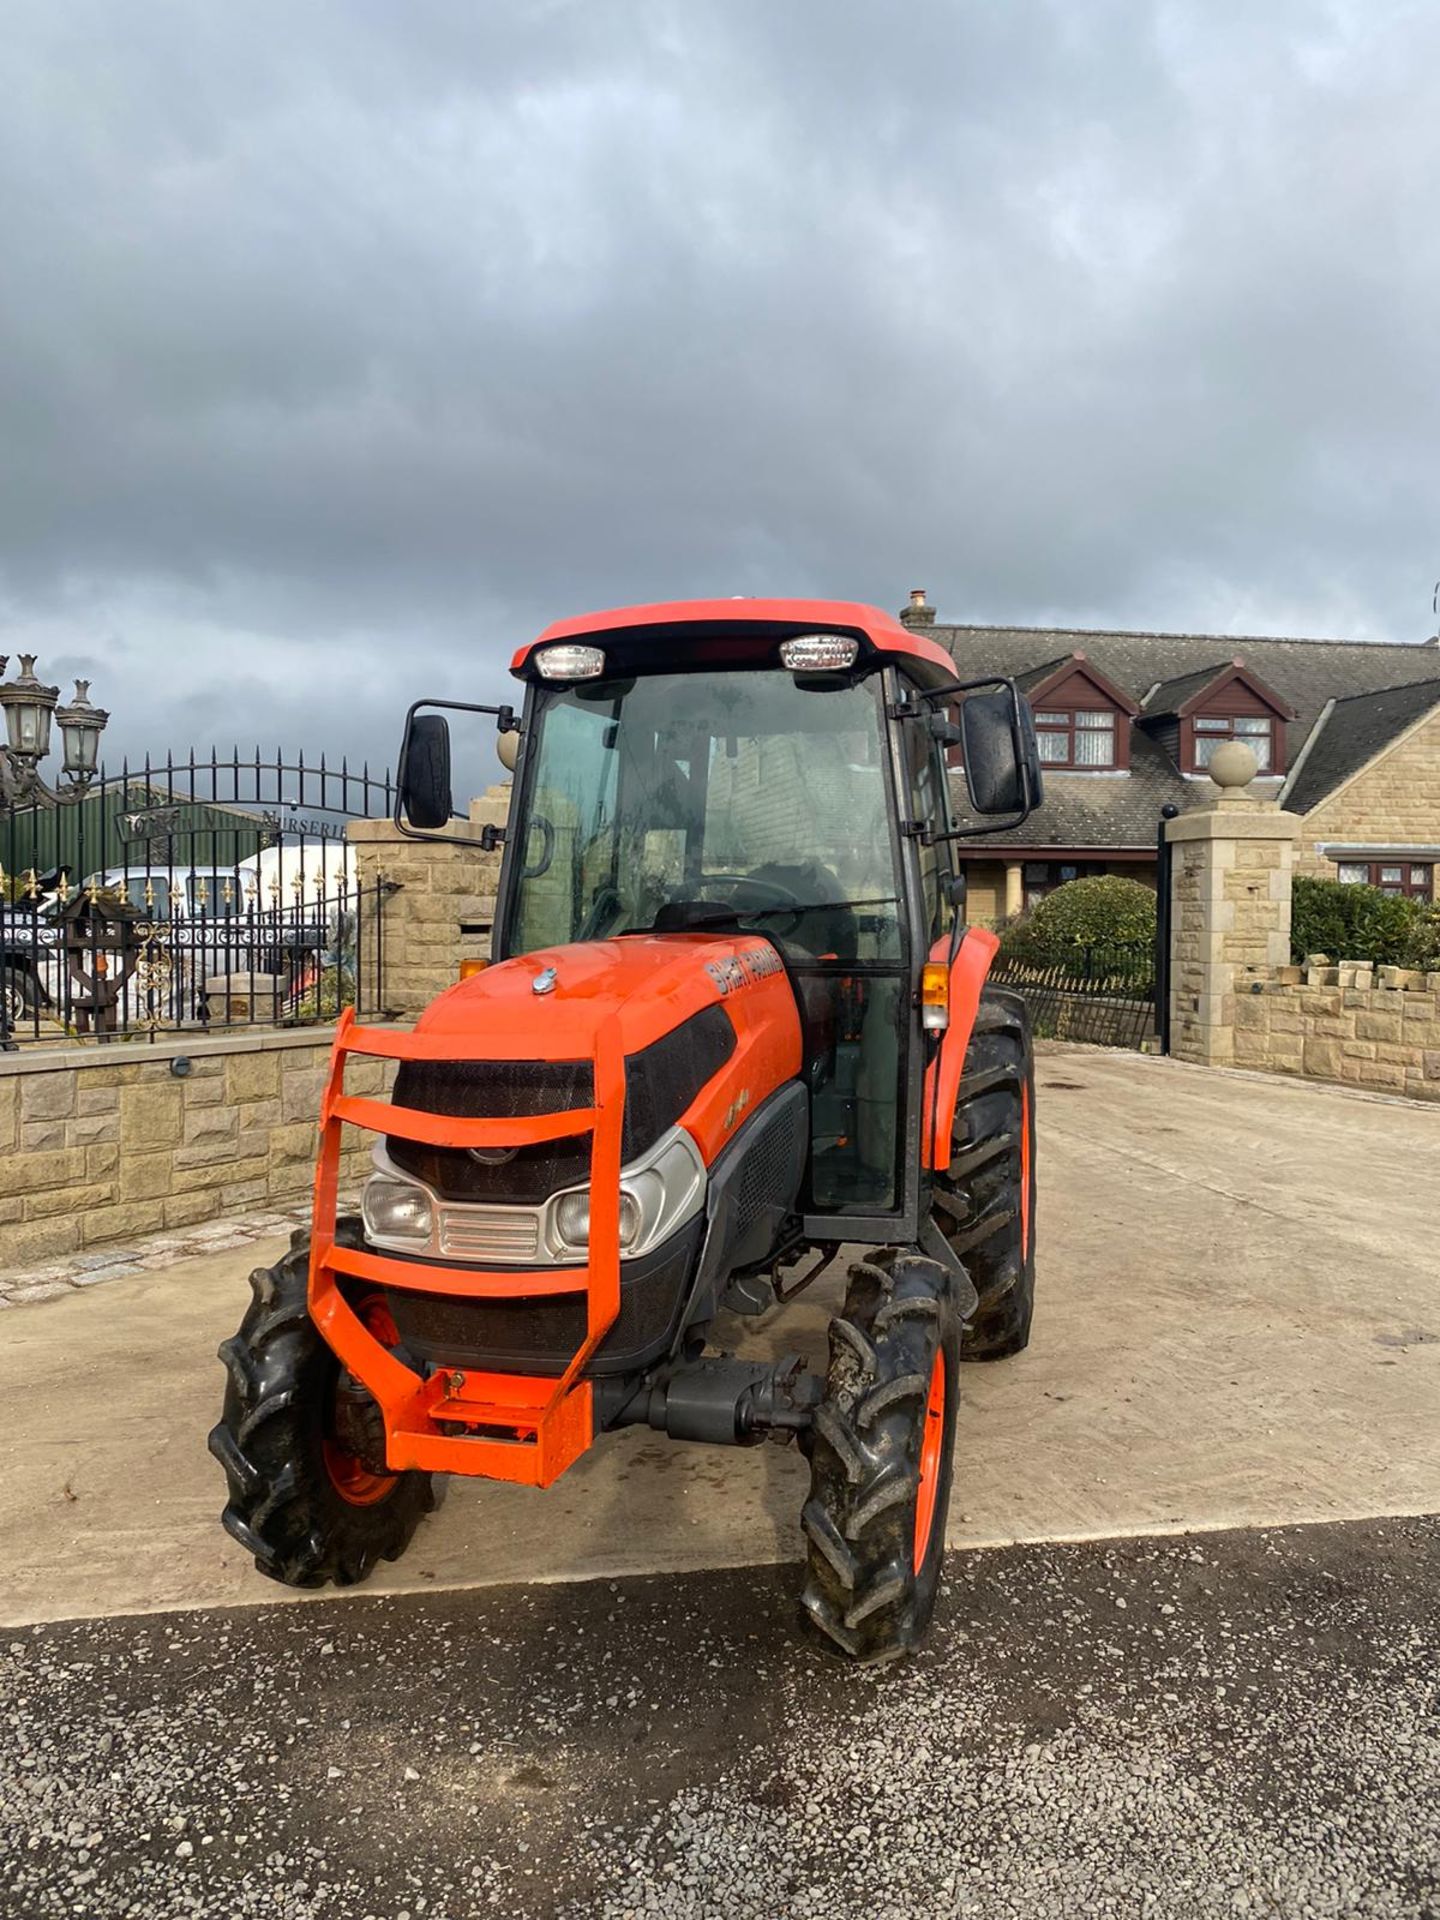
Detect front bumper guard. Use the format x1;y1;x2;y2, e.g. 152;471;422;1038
309;1008;626;1488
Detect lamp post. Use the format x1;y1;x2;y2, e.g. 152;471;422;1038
0;656;109;806
0;655;111;1049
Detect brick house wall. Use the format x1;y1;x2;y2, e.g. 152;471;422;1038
1294;703;1440;880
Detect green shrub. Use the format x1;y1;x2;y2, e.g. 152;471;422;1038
1406;904;1440;971
999;875;1156;971
1289;876;1425;967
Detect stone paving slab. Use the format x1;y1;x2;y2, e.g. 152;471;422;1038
0;1200;335;1306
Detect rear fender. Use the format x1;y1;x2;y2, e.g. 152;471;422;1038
921;927;1000;1170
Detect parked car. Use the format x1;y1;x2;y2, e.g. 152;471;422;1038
0;900;60;1033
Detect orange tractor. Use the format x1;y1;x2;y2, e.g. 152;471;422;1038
210;599;1043;1660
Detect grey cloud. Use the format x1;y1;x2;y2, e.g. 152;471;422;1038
1;0;1438;775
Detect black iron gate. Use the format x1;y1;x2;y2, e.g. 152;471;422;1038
1;749;394;1047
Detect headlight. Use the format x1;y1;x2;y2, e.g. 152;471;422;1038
552;1189;642;1255
546;1127;705;1261
362;1173;434;1244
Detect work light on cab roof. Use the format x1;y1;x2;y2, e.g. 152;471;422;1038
210;595;1046;1666
534;642;606;681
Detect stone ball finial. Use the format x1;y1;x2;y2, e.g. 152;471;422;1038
1207;740;1258;789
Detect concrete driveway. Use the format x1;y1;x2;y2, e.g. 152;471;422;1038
2;1047;1437;1628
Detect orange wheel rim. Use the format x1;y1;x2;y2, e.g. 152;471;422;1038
1020;1078;1032;1260
323;1295;400;1507
913;1348;947;1574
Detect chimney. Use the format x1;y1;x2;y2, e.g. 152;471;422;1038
898;587;936;629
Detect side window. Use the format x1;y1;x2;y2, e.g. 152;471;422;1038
511;697;620;955
904;725;951;944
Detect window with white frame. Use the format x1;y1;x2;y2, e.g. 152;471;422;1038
1192;713;1274;770
1034;709;1117;768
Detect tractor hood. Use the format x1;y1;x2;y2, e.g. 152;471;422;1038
410;933;798;1066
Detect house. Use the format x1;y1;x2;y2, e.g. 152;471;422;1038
895;593;1440;923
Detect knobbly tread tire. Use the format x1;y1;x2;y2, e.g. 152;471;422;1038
937;986;1037;1362
800;1250;962;1663
207;1217;436;1589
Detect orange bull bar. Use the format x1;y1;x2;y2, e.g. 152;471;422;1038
308;1008;627;1488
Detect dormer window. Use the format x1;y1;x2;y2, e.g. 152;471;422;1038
1035;709;1118;768
1139;659;1294;778
1017;653;1138;774
1193;713;1275;771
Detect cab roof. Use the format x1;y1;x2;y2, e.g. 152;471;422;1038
510;597;957;682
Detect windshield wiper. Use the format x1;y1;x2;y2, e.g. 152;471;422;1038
735;895;900;918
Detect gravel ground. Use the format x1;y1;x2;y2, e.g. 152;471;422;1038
2;1516;1437;1919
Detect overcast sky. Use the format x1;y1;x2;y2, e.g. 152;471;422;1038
3;0;1439;776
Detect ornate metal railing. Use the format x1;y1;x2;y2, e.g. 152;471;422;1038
1;750;395;1049
990;941;1157;1050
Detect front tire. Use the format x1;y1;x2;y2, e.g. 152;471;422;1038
934;988;1037;1361
207;1224;436;1587
800;1251;961;1662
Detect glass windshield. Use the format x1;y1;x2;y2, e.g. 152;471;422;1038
508;669;902;962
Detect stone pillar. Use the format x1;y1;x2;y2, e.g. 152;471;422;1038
1166;747;1300;1066
348;783;509;1018
1003;861;1024;921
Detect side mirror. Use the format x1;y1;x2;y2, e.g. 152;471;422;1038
960;685;1044;817
398;712;454;830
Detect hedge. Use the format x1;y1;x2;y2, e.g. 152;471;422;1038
1290;876;1440;969
999;875;1156;970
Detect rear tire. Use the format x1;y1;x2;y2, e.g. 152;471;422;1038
207;1221;436;1587
800;1250;961;1662
934;987;1036;1361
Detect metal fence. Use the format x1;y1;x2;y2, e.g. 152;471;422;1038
1;750;395;1048
990;941;1157;1051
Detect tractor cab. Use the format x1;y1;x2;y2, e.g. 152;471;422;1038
401;600;1041;1241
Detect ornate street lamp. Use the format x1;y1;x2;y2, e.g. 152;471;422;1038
0;656;109;807
55;680;109;791
0;655;112;1049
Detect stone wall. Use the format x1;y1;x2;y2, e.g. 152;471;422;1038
1294;702;1440;879
0;1029;392;1268
1232;965;1440;1101
348;787;507;1017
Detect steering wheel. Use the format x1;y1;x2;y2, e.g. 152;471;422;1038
691;875;806;940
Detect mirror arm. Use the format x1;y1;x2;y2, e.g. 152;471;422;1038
402;696;519;729
913;673;1017;703
925;807;1034;844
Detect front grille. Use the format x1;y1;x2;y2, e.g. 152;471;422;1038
387;1006;738;1206
437;1205;540;1262
389;1057;592;1204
